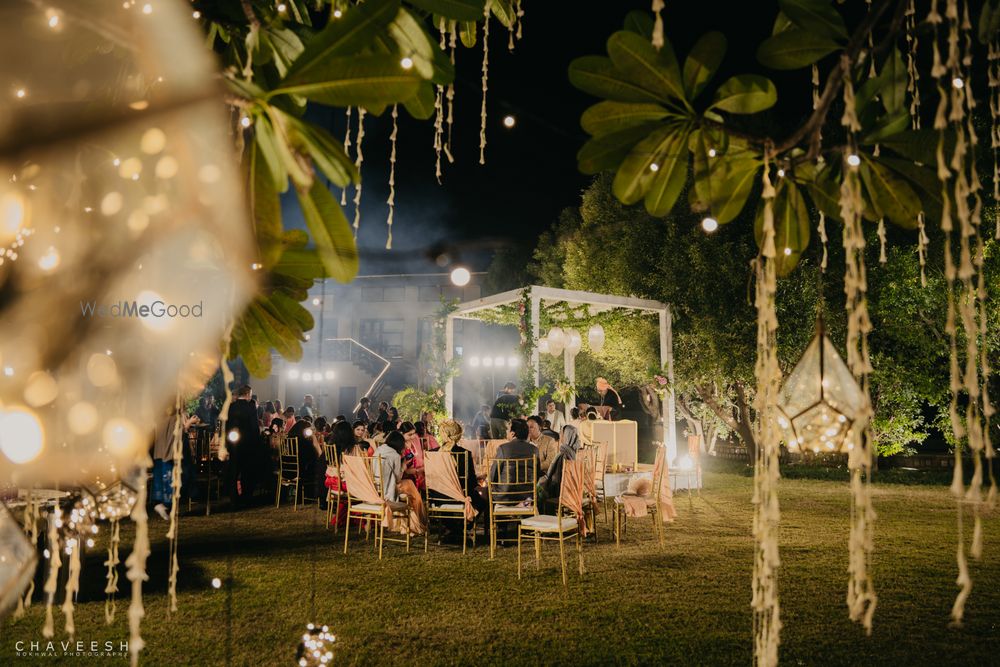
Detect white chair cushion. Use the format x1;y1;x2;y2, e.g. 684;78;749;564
493;504;534;515
352;502;383;513
521;515;578;531
431;503;467;511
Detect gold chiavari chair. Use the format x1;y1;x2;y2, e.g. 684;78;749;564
613;444;668;549
486;457;537;560
582;441;609;525
323;444;344;533
275;436;301;510
424;449;477;554
578;450;600;543
517;459;586;587
344;454;410;559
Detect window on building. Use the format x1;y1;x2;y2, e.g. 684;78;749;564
419;286;440;301
384;286;405;302
362;287;383;302
359;319;405;358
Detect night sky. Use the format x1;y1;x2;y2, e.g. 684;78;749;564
288;1;816;275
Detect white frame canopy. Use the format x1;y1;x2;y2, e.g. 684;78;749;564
445;285;677;462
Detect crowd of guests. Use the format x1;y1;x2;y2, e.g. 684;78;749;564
148;379;615;547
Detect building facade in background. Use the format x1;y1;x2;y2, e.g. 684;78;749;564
256;273;488;418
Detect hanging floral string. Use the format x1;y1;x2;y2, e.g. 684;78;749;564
41;507;62;639
445;22;457;163
340;107;352;206
104;518;121;624
15;493;38;618
434;18;447;183
751;154;781;667
811;64;828;271
479;1;491;165
126;453;151;667
516;0;524;42
989;38;1000;238
60;531;82;638
352;108;367;237
386;104;398;250
906;0;922;129
840;61;878;634
166;388;184;613
651;0;665;49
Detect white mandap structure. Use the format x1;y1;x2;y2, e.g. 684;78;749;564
443;285;678;464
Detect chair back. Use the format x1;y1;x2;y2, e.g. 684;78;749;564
486;457;537;508
278;437;299;477
323;443;338;474
651;443;667;491
426;449;472;497
557;459;587;533
343;454;382;504
582;442;607;490
482;439;505;473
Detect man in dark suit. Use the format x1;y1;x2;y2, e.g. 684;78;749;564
488;418;539;502
226;384;266;507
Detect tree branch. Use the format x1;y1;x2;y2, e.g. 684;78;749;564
694;383;741;434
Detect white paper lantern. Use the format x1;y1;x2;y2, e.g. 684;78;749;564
565;329;582;356
537;336;550;355
588;324;606;353
546;327;565;356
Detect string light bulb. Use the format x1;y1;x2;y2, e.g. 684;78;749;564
277;3;287;13
503;115;516;128
649;163;660;172
846;154;861;167
783;247;793;256
333;9;342;18
240;116;252;128
952;77;964;89
450;266;471;286
15;89;26;99
701;217;719;233
400;57;414;70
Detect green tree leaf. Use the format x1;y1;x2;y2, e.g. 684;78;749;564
805;163;843;221
576;123;662;174
402;82;437;119
623;10;654;38
710;74;778;114
569;55;668;104
606;31;687;105
460;21;476;47
246;140;284;270
879;48;907;114
860;158;922;229
691;134;761;223
295;182;359;283
282;0;400;83
231;310;274;377
407;0;484;21
778;0;848;41
755;181;809;276
644;128;691;216
756;28;840;70
252;116;289;192
580;101;670;137
612;123;686;205
683;32;727;100
878;156;942;222
490;0;516;27
283;115;357;188
273;54;424;107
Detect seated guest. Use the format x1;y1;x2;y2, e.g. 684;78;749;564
488;419;539;503
376;401;390;425
399;422;427;491
352;420;373;455
541;418;559;441
569;407;583;430
414;420;439;453
262;401;277;429
373;431;426;535
282;406;296;432
388;406;400;427
544;400;566;433
435;419;488;516
537;425;581;505
527;415;559;474
288;416;325;506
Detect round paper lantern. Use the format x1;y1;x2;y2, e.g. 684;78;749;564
0;0;256;485
588;324;606;353
565;329;582;356
547;327;565;356
537;336;550;355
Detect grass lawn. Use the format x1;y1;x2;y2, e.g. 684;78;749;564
3;466;999;666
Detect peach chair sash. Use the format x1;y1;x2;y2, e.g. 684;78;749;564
558;459;588;536
581;450;597;499
342;455;388;525
652;445;677;522
425;451;477;521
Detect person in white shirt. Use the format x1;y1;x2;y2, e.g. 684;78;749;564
544;399;566;432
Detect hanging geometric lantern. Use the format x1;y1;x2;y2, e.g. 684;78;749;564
546;327;565;356
0;503;37;618
565;328;582;356
93;481;139;523
776;317;868;453
588;324;605;353
296;623;336;667
537;336;550;355
0;0;256;486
